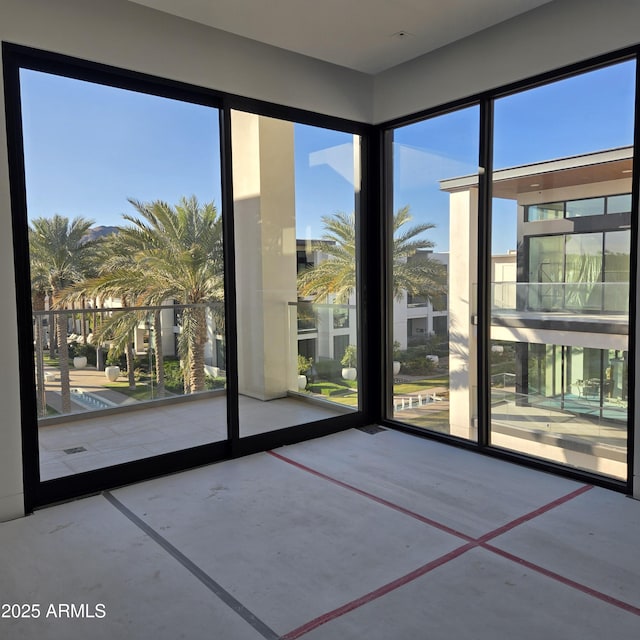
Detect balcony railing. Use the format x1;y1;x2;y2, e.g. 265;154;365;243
33;302;226;420
491;281;629;314
33;299;359;421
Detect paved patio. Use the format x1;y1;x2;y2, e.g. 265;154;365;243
39;367;352;480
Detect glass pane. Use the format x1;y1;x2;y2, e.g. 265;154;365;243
526;202;564;221
490;59;634;480
564;233;603;310
231;112;360;437
528;236;565;311
566;197;605;218
604;230;631;312
22;70;226;480
387;106;479;441
607;193;632;214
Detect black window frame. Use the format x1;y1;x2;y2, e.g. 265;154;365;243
378;46;639;495
2;42;372;511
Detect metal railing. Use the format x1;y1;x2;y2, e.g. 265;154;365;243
33;302;226;420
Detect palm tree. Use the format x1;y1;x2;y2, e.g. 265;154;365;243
297;206;445;303
84;196;224;394
29;215;97;414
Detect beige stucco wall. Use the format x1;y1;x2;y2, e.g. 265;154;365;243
232;113;297;401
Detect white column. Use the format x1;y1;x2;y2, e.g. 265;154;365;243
448;188;478;440
231;112;298;401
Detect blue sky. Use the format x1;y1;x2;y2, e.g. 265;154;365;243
393;58;636;253
21;58;636;254
20;69;358;240
20;70;222;226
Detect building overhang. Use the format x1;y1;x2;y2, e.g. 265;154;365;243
440;146;633;198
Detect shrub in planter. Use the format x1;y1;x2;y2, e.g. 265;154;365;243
68;342;97;366
314;358;342;382
341;345;357;381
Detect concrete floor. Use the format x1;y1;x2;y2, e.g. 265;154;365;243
2;428;639;639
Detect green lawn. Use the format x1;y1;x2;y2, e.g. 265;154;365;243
393;375;448;395
306;379;358;407
104;381;155;402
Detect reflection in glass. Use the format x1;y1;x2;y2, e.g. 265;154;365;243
231;113;360;437
490;59;634;479
566;197;605;218
607;193;632;214
387;106;479;441
526;202;564;222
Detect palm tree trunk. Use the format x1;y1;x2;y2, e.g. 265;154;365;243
126;340;136;390
49;305;57;355
80;296;87;345
153;309;165;398
188;307;207;393
34;314;47;417
55;302;72;414
120;297;136;390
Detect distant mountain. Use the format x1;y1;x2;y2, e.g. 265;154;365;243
83;226;119;242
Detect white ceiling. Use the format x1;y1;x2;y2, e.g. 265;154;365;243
127;0;555;74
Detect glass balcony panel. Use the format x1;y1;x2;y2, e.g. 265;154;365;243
490;343;627;480
35;303;227;480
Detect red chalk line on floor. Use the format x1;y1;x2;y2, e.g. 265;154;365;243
270;450;638;639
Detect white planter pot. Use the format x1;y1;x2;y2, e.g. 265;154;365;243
342;367;357;381
73;356;87;369
105;365;120;382
298;374;308;390
426;355;439;365
393;361;401;376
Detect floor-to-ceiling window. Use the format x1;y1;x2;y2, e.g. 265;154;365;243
19;68;227;480
5;45;367;507
489;58;635;480
230;112;361;437
385;106;480;440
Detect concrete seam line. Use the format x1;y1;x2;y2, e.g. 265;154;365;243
103;491;281;640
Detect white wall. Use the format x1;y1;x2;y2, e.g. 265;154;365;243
0;71;24;521
374;0;640;123
0;0;372;121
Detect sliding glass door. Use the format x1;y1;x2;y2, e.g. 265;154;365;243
5;46;368;506
384;56;636;487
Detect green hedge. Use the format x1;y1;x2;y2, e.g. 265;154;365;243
314;358;342;381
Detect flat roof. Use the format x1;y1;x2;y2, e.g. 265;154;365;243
440;146;633;197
